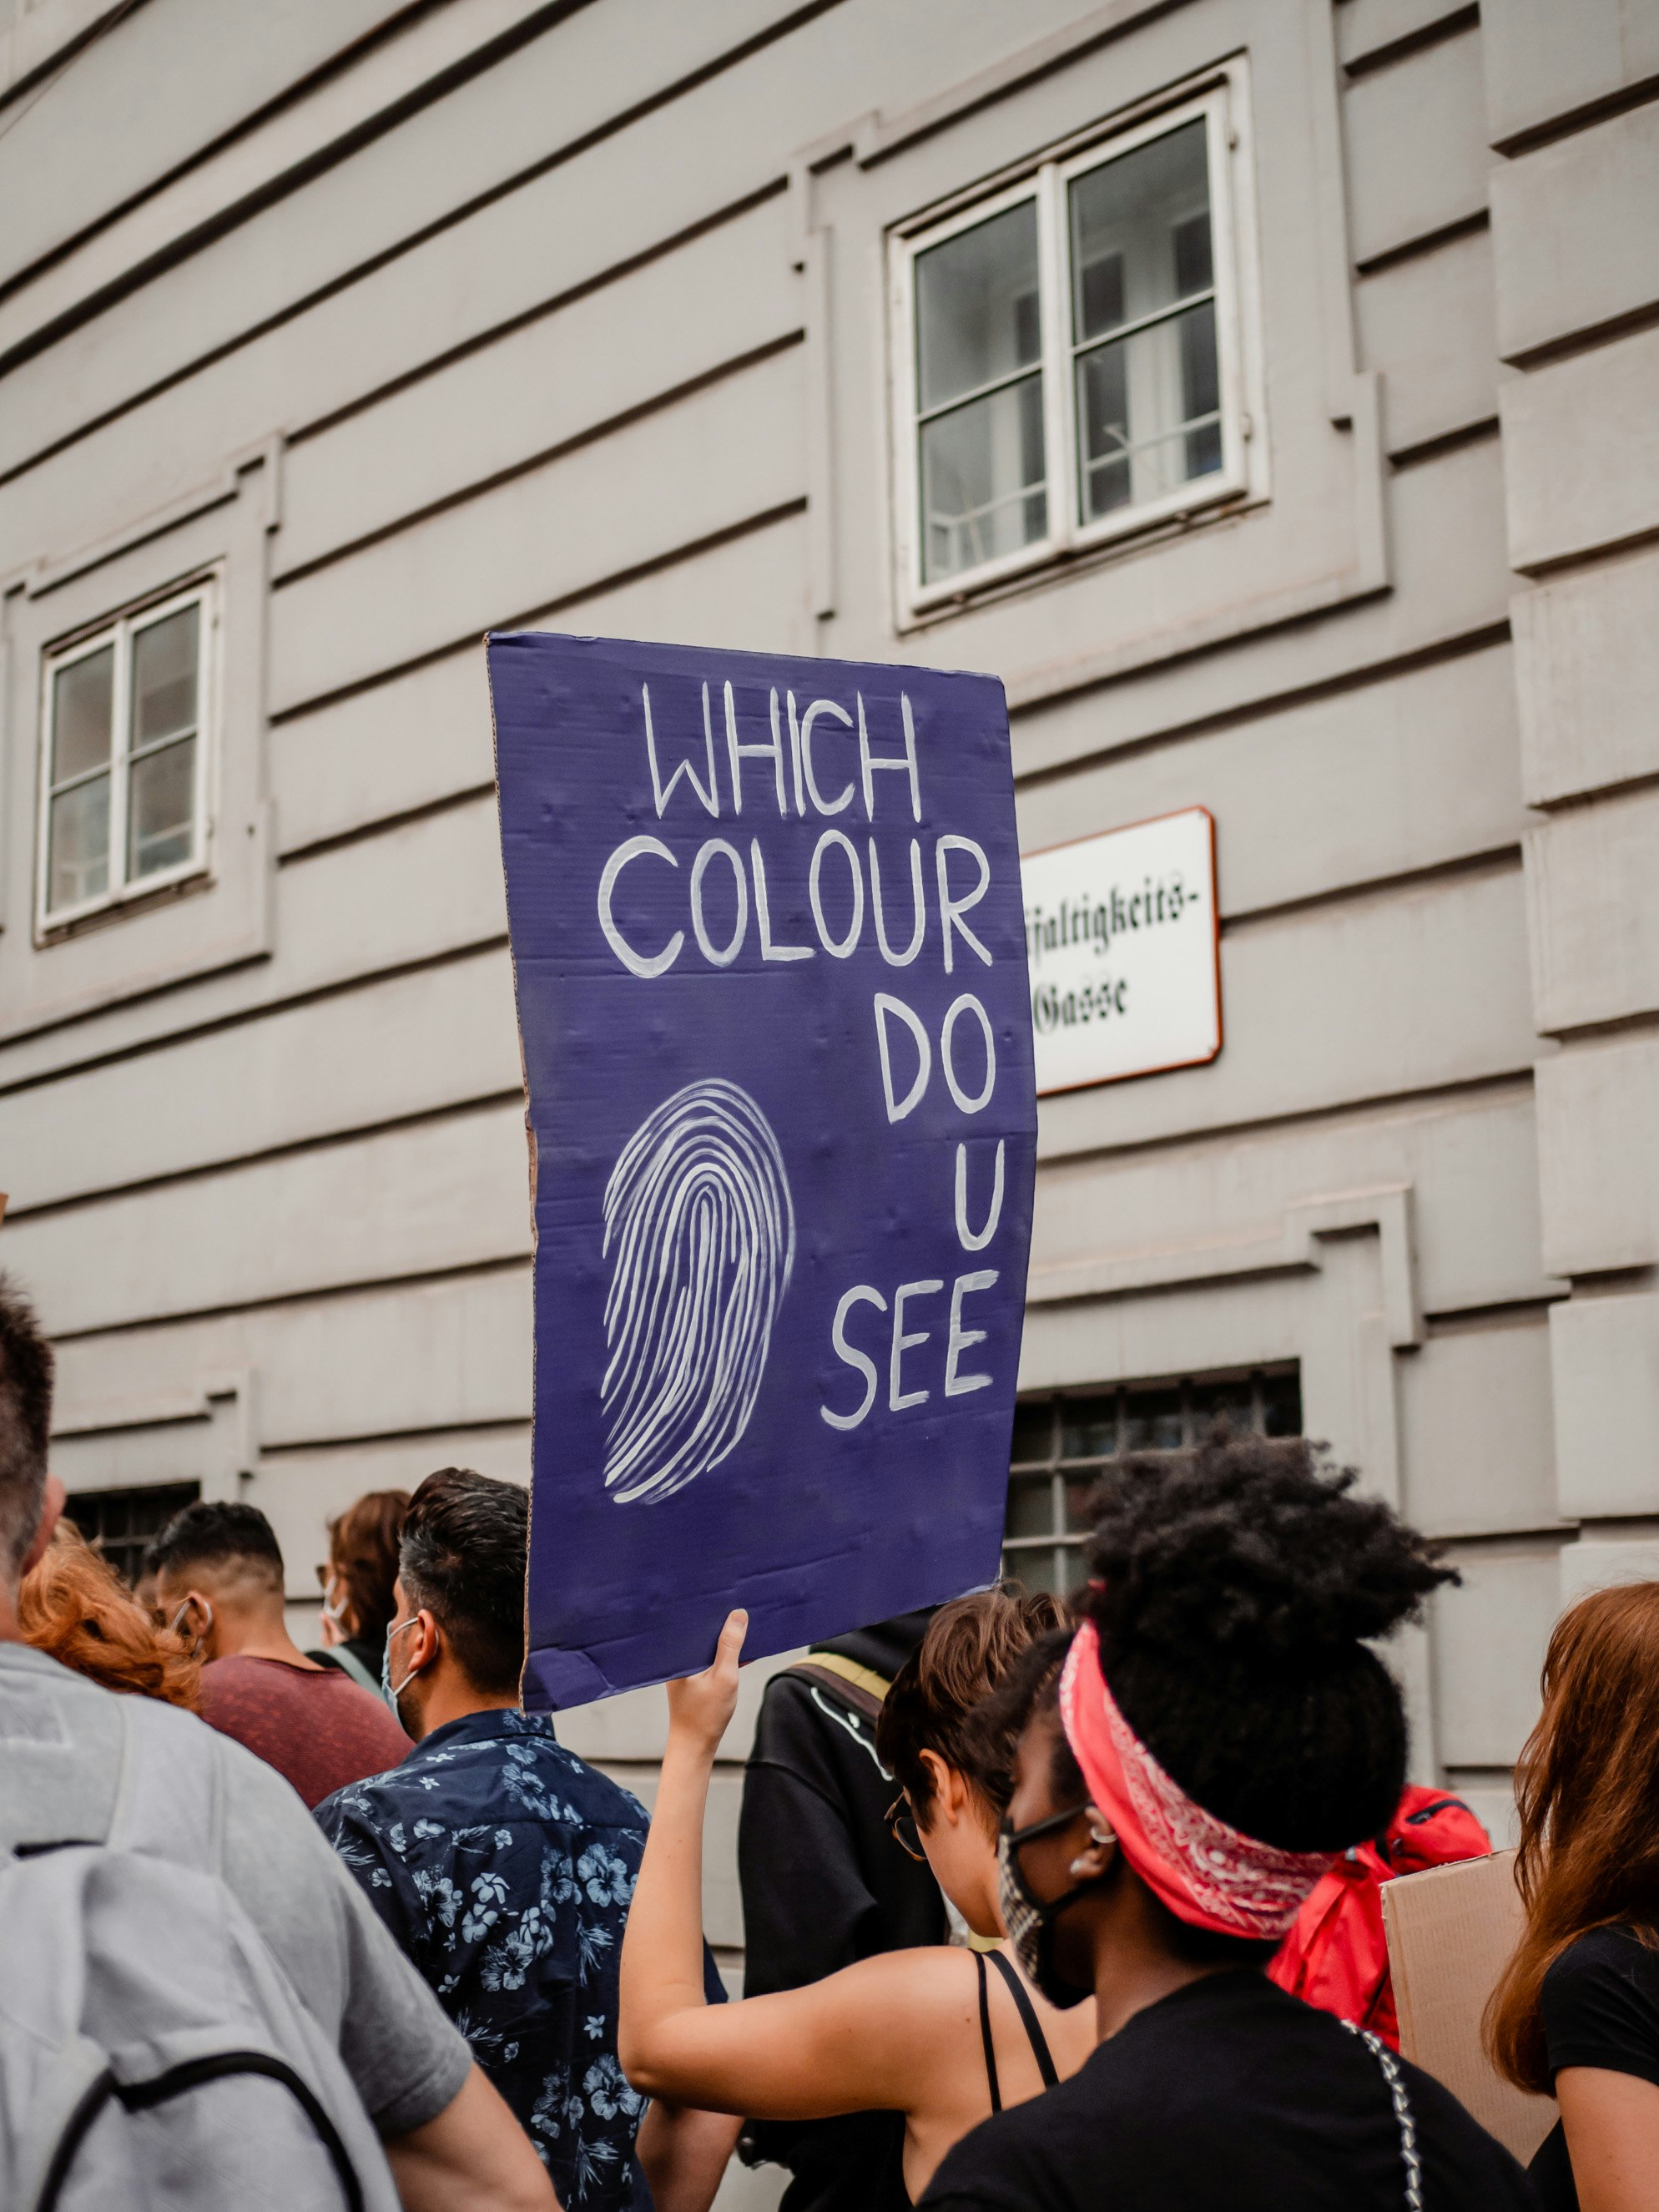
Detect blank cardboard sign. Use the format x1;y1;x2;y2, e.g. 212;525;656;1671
1383;1849;1557;2164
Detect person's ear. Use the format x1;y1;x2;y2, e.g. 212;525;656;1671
406;1608;441;1677
915;1750;975;1828
179;1592;216;1650
20;1475;64;1578
1068;1805;1118;1881
913;1748;967;1827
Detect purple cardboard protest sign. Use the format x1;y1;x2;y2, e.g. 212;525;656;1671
487;632;1036;1706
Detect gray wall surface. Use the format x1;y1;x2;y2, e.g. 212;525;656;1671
3;9;1658;2183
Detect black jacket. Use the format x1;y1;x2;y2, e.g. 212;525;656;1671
738;1613;945;2209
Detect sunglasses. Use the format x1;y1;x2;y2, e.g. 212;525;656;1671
885;1795;926;1863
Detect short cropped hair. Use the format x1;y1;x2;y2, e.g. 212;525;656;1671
875;1583;1065;1822
0;1275;54;1578
146;1500;285;1591
399;1468;527;1694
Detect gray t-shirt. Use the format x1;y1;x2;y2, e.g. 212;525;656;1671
0;1641;471;2135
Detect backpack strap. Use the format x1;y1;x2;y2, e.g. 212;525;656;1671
786;1656;890;1725
314;1646;381;1701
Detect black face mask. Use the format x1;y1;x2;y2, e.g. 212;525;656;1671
996;1804;1108;2010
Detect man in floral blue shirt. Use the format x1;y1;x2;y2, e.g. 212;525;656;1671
315;1470;734;2211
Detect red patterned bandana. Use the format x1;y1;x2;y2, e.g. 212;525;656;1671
1059;1621;1339;1938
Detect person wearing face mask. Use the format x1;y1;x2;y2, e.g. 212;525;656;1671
315;1466;739;2212
920;1429;1537;2212
148;1497;410;1807
307;1488;411;1698
618;1587;1096;2209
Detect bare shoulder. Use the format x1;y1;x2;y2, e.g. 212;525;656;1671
812;1943;987;2045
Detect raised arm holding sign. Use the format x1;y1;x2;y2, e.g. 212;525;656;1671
487;633;1036;1705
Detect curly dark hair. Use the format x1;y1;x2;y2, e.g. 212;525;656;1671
972;1428;1456;1966
1080;1426;1455;1851
977;1427;1456;1856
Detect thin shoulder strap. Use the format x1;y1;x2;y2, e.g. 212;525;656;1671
974;1949;1002;2114
985;1947;1061;2088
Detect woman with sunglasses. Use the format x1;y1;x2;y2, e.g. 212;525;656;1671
619;1588;1097;2208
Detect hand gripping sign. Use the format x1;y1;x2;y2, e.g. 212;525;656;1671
487;633;1036;1706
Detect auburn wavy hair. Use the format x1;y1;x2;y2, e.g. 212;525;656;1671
1487;1580;1659;2094
325;1488;410;1645
19;1522;200;1709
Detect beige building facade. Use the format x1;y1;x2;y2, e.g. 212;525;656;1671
3;0;1659;2073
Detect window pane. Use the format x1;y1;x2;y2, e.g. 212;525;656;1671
1122;1386;1183;1452
1059;1394;1119;1461
1262;1371;1304;1438
1006;1475;1056;1540
920;376;1046;581
48;775;110;910
1064;1474;1101;1533
1004;1546;1063;1597
1075;298;1221;521
128;735;196;879
52;644;114;784
1069;119;1213;342
915;200;1041;412
1011;1400;1056;1467
131;604;199;750
1191;1376;1252;1437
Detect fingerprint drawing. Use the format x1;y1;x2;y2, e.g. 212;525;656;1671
601;1078;796;1505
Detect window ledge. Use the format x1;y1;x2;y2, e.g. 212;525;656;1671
36;862;216;951
899;480;1262;634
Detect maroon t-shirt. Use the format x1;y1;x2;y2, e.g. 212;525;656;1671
198;1654;411;1807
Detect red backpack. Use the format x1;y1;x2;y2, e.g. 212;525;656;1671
1267;1785;1491;2047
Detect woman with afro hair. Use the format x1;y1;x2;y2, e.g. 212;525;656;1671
911;1427;1536;2210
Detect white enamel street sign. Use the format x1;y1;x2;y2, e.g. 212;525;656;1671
1021;806;1222;1095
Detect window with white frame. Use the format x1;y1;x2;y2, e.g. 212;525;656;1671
39;581;213;927
892;84;1253;613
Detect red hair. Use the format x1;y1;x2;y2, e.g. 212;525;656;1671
20;1522;200;1709
1487;1581;1659;2093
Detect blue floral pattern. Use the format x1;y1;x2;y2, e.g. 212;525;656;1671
315;1710;723;2209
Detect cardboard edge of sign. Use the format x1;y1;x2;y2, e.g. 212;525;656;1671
480;634;544;1715
1021;802;1223;1098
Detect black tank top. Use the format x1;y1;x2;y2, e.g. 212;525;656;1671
867;1948;1061;2210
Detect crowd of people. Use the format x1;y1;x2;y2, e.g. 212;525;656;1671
3;1265;1657;2211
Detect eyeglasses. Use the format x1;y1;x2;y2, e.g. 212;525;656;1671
885;1796;926;1863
